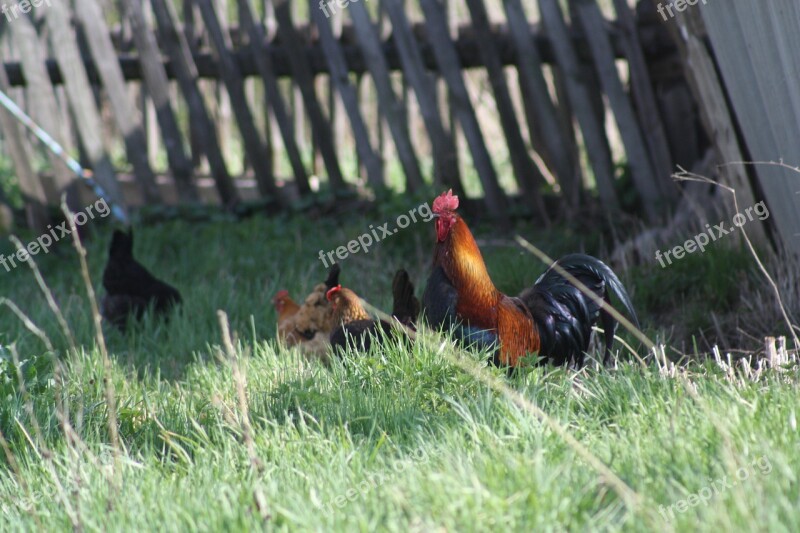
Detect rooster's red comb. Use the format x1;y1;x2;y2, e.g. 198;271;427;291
432;189;459;214
326;285;342;301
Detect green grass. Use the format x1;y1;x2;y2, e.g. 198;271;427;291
0;203;797;531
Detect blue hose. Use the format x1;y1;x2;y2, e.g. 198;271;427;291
0;88;129;224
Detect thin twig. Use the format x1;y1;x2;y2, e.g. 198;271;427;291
60;199;121;479
514;235;654;356
9;345;82;529
9;235;77;353
433;339;648;516
217;310;264;473
673;169;800;350
0;298;54;352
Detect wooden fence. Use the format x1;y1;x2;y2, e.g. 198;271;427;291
0;0;698;230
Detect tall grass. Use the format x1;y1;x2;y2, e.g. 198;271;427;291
0;204;796;531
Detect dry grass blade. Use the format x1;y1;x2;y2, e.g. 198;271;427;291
0;428;45;529
358;298;418;340
341;295;648;518
9;235;77;353
9;345;46;446
433;339;647;514
59;198;120;470
0;297;54;352
591;326;648;367
217;310;264;473
673;168;800;350
9;345;82;529
514;235;654;355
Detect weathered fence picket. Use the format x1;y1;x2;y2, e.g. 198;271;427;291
0;0;699;228
151;0;239;205
126;0;199;202
274;0;345;189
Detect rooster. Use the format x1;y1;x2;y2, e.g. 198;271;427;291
273;265;340;358
101;229;182;330
422;190;638;367
327;269;419;355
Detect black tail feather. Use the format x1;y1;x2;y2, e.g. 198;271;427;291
519;253;638;366
325;263;341;290
391;269;420;327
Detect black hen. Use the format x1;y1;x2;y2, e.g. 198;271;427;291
101;229;182;330
517;254;639;367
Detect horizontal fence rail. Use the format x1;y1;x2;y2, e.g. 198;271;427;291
0;0;694;232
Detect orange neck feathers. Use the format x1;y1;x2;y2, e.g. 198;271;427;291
435;213;541;364
435;216;501;319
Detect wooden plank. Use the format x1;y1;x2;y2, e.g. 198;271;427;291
237;0;310;194
310;1;384;191
664;5;759;217
213;0;234;173
44;0;126;212
183;0;203;171
611;0;676;202
537;0;617;210
150;0;240;206
8;15;74;203
419;0;508;218
327;7;342;174
442;0;459;196
465;0;546;212
195;0;281;202
2;24;626;86
274;0;345;190
349;1;424;192
143;89;157;170
382;0;463;195
574;0;660;220
125;0;198;202
699;1;797;251
306;2;323;178
0;67;49;231
76;0;162;205
503;0;579;204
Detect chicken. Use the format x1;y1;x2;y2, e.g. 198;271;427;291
101;229;182;330
327;269;419;355
422;190;638;367
272;290;301;343
272;264;340;357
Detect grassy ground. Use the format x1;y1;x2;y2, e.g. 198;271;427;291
0;197;797;531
